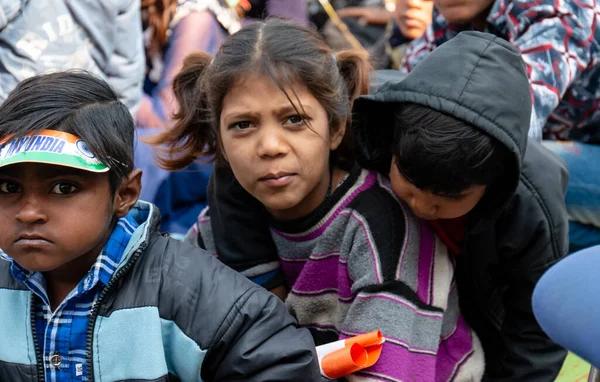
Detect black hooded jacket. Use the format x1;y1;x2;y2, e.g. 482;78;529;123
353;31;570;381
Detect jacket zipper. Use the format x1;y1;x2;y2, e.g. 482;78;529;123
85;241;149;382
30;294;45;382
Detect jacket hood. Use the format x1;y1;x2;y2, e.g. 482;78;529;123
354;31;531;219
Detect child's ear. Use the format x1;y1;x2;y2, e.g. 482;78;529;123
114;169;142;218
329;121;346;150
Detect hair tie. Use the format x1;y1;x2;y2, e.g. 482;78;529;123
332;54;337;63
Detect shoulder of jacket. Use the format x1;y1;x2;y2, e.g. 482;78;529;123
138;236;267;348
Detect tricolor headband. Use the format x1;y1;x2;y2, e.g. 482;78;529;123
0;130;109;172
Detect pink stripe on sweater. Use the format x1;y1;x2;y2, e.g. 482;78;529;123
342;329;437;355
343;337;437;381
355;293;444;320
288;256;340;293
436;315;476;381
417;220;436;305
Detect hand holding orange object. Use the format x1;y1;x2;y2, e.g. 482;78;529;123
316;331;385;379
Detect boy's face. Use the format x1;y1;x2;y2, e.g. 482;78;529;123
434;0;494;25
0;163;140;274
395;0;434;40
389;159;486;220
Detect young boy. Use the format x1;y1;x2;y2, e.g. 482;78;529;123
354;31;570;381
207;32;570;381
401;0;600;252
0;72;319;381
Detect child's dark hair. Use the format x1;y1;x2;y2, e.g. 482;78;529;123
0;71;134;192
393;103;510;196
153;18;371;170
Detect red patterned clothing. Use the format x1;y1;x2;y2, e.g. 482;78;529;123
401;0;600;142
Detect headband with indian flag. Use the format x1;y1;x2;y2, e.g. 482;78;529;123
0;130;109;172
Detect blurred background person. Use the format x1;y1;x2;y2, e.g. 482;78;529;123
0;0;144;112
385;0;433;68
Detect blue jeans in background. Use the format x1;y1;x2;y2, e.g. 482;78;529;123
543;141;600;253
533;245;600;368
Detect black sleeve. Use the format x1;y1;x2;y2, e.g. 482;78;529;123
208;165;284;290
157;237;319;382
489;142;570;381
203;288;321;382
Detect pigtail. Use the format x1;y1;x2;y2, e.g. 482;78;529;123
150;52;216;171
332;50;371;170
335;50;371;106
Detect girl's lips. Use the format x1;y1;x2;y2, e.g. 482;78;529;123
260;174;295;187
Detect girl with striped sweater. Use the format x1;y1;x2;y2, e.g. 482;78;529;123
152;19;484;381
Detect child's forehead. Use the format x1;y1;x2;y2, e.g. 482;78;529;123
0;163;96;178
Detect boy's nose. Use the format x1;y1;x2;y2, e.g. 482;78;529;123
409;196;422;213
16;197;48;224
407;0;424;9
410;197;436;218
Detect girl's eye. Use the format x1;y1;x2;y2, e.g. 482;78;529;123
230;121;253;130
0;181;21;194
51;183;78;195
285;115;306;125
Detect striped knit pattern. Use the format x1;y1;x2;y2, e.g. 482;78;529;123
194;168;484;381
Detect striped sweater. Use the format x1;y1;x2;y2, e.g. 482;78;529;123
187;167;484;381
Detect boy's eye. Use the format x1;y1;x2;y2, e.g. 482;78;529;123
51;183;78;195
0;181;21;194
230;121;253;130
443;194;465;202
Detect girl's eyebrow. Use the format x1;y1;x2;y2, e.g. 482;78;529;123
275;104;314;116
221;110;261;121
222;103;316;121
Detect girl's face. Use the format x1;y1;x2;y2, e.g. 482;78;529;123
219;74;344;221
